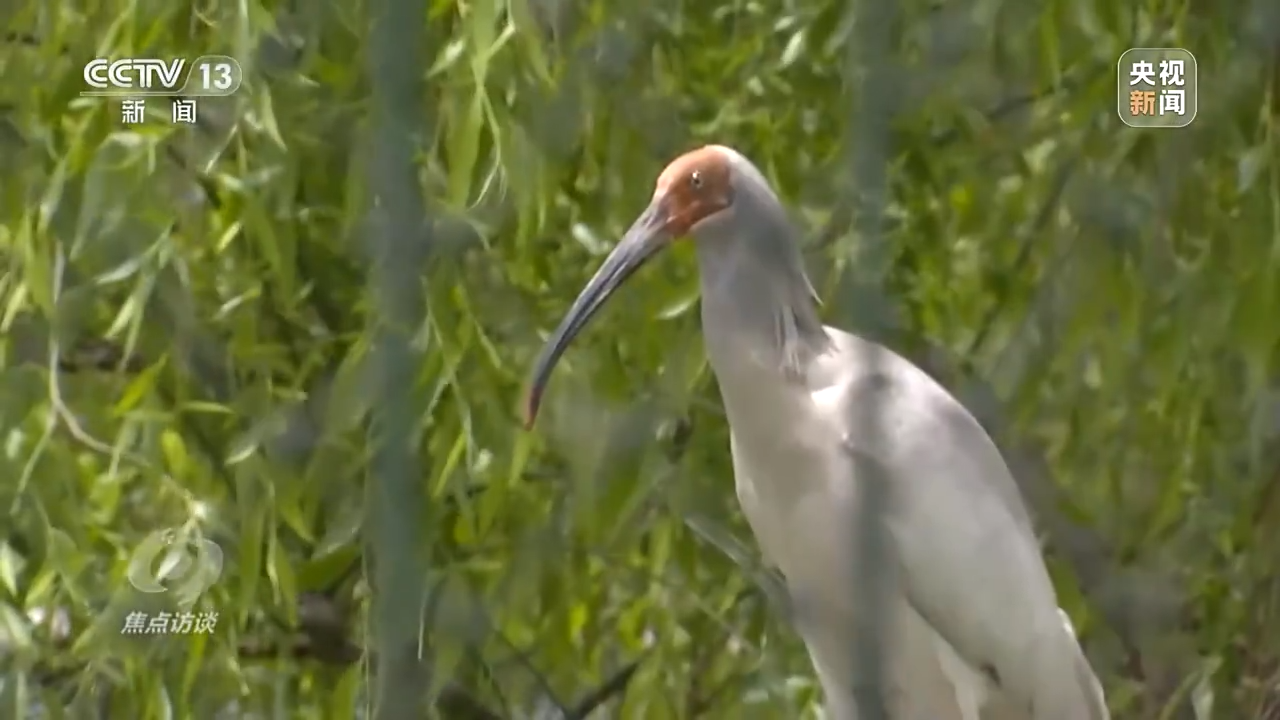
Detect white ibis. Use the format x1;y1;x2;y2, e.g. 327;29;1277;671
524;145;1109;720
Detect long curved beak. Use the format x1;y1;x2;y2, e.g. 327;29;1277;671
524;198;672;428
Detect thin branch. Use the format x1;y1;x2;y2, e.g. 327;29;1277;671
564;658;645;720
963;154;1080;360
20;246;196;511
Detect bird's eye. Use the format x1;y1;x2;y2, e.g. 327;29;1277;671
689;170;704;189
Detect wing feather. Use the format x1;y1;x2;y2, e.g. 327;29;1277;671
827;331;1107;719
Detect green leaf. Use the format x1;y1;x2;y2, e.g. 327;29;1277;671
160;429;189;477
113;362;163;416
0;543;25;596
237;502;266;627
267;528;298;624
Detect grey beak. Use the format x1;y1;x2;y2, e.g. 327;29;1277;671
524;199;672;427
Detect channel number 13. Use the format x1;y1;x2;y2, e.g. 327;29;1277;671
191;56;243;96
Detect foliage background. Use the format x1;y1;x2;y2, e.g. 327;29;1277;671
0;0;1278;717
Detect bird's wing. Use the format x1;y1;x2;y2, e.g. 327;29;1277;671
828;340;1107;719
819;329;1039;539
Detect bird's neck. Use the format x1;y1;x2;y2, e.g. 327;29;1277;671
694;237;831;381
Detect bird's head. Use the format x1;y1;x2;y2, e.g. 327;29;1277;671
523;145;793;428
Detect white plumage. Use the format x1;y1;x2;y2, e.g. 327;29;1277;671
710;323;1107;719
526;145;1109;719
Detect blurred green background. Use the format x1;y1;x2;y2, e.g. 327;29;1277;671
0;0;1278;717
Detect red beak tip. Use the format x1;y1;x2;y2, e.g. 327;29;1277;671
521;396;539;430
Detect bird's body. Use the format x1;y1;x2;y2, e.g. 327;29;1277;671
712;329;979;718
526;145;1109;719
712;323;1092;719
